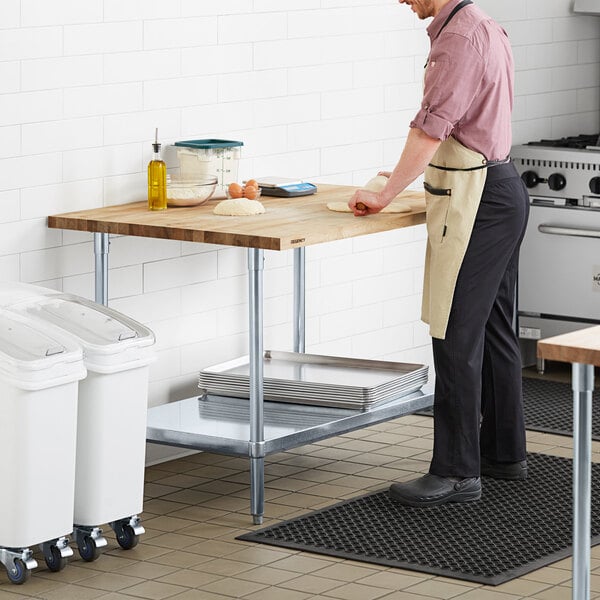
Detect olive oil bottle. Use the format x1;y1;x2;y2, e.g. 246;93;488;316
148;128;167;210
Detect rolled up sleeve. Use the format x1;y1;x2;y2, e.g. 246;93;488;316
410;33;485;141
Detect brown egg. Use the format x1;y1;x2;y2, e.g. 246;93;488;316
245;178;258;189
243;185;259;200
228;182;243;198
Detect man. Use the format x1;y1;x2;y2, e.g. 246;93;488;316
349;0;529;507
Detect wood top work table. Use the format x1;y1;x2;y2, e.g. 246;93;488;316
538;328;600;600
48;184;431;524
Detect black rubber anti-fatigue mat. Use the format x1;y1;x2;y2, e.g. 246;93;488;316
238;453;600;585
521;377;600;439
416;377;600;440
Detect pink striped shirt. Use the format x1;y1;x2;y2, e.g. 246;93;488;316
410;0;514;162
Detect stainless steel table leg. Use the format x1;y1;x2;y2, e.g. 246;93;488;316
293;247;306;353
248;248;265;525
572;362;594;600
93;232;109;306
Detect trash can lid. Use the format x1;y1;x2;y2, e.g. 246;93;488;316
0;311;86;390
27;297;150;345
19;296;155;370
0;283;155;373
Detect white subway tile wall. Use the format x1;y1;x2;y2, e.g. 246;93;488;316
1;0;598;462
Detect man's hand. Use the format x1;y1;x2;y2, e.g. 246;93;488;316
348;189;389;216
347;127;441;217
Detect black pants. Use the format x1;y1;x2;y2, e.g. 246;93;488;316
429;161;530;478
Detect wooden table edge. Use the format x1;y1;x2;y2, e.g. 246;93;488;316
47;187;427;251
537;325;600;367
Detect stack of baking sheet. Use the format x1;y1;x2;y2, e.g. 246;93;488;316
198;350;429;410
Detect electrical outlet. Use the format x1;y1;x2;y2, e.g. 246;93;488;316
519;326;541;340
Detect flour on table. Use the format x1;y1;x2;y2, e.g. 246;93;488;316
213;198;265;216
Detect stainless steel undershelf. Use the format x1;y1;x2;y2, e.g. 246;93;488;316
85;229;431;523
146;390;433;457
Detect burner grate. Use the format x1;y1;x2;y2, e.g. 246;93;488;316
528;133;600;149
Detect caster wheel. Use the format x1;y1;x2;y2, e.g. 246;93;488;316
7;559;31;585
116;524;139;550
79;536;100;562
44;545;67;572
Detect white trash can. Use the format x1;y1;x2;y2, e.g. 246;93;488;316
0;283;155;562
0;310;85;583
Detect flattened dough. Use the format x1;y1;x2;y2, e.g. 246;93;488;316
327;201;412;214
213;198;265;216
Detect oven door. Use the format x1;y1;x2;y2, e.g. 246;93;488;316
518;201;600;323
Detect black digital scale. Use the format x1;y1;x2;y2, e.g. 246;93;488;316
256;177;317;197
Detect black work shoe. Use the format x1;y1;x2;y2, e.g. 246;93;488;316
388;473;481;507
480;457;528;480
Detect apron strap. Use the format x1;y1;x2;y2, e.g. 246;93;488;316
424;0;474;67
434;0;474;42
428;157;510;172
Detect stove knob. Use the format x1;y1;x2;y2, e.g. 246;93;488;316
548;173;566;191
590;177;600;195
521;170;540;188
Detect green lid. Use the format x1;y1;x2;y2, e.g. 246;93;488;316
174;139;243;149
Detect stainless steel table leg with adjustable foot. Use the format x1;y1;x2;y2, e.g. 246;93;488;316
572;362;594;600
248;248;265;525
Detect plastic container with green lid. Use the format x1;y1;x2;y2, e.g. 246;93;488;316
173;138;244;198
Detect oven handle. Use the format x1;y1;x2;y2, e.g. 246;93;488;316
538;224;600;239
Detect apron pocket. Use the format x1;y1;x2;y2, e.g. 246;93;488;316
424;182;451;243
424;182;451;196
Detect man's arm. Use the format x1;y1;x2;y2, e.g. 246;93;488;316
349;127;441;216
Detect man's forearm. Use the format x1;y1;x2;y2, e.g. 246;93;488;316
380;127;442;204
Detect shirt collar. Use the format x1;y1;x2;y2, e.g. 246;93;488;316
426;0;463;41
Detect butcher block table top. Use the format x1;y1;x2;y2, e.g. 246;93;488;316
47;184;426;251
537;326;600;367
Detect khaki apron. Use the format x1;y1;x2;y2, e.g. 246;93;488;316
421;136;488;339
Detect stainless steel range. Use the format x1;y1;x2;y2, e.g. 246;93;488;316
511;134;600;371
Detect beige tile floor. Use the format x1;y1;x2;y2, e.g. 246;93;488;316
1;372;599;600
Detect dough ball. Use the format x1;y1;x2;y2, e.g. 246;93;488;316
326;201;412;214
213;198;265;216
363;175;388;193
